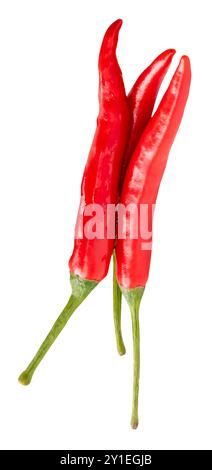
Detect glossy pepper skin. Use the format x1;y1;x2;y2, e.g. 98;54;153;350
113;49;176;355
116;56;191;289
18;19;129;386
69;19;130;282
115;56;191;429
122;48;176;180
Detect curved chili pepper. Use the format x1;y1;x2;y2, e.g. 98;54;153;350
69;19;129;282
115;56;191;428
122;48;176;179
18;19;130;386
113;49;176;356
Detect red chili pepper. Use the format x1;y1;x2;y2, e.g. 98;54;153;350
69;19;129;282
18;18;191;432
18;19;130;386
113;49;176;356
115;56;191;428
122;48;176;180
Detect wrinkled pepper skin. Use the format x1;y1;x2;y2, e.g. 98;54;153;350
116;56;191;289
69;19;130;282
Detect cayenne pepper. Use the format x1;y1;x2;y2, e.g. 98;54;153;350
18;19;191;432
113;48;176;356
115;56;191;428
19;19;130;385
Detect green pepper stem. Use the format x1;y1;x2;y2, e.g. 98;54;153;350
130;302;140;429
121;285;145;429
18;274;97;385
113;252;125;355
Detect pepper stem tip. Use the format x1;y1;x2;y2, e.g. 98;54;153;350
118;345;126;356
18;371;32;386
131;418;139;430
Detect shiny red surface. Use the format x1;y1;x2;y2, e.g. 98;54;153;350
121;49;176;182
69;20;130;281
116;56;191;289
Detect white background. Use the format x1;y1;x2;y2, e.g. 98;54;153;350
0;0;211;450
